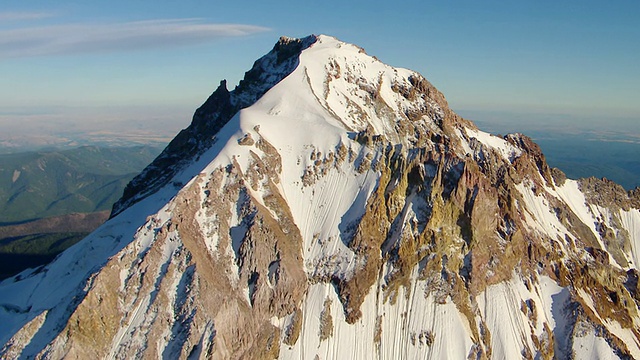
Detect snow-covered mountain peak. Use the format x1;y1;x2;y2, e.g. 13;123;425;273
112;33;466;217
2;35;640;359
293;34;457;140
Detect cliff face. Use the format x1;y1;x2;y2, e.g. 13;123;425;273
2;35;640;360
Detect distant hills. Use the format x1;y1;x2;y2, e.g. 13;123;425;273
0;145;161;279
0;145;161;224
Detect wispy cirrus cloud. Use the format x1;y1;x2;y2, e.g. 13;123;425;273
0;19;270;59
0;11;56;21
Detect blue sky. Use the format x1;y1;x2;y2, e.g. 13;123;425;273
1;0;639;135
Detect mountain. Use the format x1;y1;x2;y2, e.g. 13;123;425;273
2;35;640;359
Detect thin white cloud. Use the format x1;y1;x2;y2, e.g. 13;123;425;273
0;11;56;21
0;19;271;59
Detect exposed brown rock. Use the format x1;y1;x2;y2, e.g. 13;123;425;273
238;133;255;146
283;308;303;346
629;188;640;209
550;167;567;187
318;297;334;341
580;177;633;211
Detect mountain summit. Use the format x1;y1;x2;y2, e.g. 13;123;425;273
2;35;640;359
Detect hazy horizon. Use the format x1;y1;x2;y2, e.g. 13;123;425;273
2;1;639;122
1;1;638;185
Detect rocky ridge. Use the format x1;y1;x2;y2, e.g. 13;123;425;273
1;35;640;359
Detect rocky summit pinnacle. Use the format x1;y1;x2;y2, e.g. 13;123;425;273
2;35;640;359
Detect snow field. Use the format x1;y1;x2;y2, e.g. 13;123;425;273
377;266;474;360
551;181;620;265
618;208;640;268
279;282;376;359
572;325;620;360
279;264;475;360
464;128;522;161
552;180;599;240
515;181;572;247
478;275;569;359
